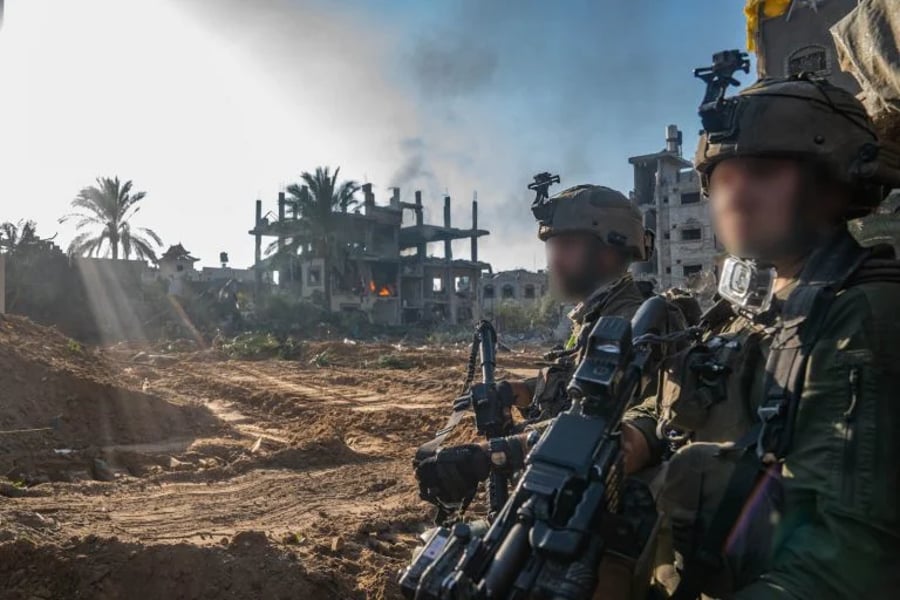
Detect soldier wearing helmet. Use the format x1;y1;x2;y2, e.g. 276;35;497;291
615;66;900;599
415;182;657;511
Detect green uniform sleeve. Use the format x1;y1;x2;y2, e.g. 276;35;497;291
623;393;665;465
735;283;900;599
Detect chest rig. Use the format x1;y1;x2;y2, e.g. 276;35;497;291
657;299;770;445
756;230;872;461
672;229;900;600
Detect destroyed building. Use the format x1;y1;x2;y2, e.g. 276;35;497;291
629;125;721;289
481;269;549;319
249;184;490;326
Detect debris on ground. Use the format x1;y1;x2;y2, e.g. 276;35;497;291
0;314;542;599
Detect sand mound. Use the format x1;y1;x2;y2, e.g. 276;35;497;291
0;315;219;481
0;533;347;600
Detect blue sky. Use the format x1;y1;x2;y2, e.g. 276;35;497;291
0;0;751;271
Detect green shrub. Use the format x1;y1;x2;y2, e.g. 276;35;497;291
218;332;305;360
373;353;416;369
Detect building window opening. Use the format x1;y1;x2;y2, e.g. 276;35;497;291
524;284;535;299
501;284;515;299
681;228;702;241
432;277;444;293
308;266;322;286
681;192;701;205
483;284;494;299
455;276;471;293
683;264;703;277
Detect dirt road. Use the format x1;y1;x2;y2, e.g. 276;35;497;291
0;317;542;599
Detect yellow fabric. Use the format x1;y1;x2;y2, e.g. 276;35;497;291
744;0;792;51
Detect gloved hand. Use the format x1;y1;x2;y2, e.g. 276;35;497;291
415;443;491;506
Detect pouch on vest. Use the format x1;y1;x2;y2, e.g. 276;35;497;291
659;331;761;434
530;363;573;420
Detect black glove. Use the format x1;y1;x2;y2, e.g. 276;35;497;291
415;443;491;507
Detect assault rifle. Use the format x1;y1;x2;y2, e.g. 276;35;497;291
401;296;676;600
415;320;515;525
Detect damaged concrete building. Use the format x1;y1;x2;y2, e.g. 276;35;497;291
481;269;549;319
250;184;490;326
629;125;721;289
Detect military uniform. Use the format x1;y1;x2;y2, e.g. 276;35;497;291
649;236;900;598
415;183;655;515
503;182;654;429
525;272;646;421
633;75;900;599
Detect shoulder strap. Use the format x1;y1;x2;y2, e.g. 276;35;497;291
757;229;870;460
673;229;872;599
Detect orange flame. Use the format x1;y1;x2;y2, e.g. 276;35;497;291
368;280;393;296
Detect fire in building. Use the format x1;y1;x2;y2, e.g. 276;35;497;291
249;184;490;326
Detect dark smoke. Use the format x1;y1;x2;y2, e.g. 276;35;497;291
173;0;742;270
409;38;498;97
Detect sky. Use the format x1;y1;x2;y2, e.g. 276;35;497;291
0;0;750;272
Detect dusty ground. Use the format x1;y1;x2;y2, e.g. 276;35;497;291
0;315;541;600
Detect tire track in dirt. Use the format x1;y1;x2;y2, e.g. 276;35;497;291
1;334;546;599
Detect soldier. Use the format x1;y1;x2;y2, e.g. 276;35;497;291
622;75;900;598
415;184;656;509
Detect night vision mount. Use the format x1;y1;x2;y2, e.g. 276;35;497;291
694;50;750;141
529;171;561;225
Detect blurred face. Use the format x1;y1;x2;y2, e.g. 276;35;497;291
546;233;623;301
708;158;803;261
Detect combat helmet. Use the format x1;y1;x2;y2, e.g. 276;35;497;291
534;184;649;261
694;69;900;218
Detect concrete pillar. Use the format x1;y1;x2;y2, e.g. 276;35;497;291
277;191;286;251
443;195;452;260
363;183;375;210
444;195;457;323
254;199;263;289
414;190;426;258
471;194;478;263
414;191;424;225
390;187;400;209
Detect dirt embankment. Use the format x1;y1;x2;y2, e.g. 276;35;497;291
0;315;542;599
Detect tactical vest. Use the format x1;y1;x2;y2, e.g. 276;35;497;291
535;279;691;421
671;229;900;600
656;303;770;445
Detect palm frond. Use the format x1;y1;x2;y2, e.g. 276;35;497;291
66;176;155;260
137;226;162;246
129;237;158;262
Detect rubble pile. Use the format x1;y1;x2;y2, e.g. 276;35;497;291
0;315;216;482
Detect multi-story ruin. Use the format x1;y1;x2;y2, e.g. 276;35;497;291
629;125;721;289
249;185;490;326
481;269;549;318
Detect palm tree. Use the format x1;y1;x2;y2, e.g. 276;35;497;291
270;166;360;308
0;219;40;253
289;165;360;218
61;176;162;261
